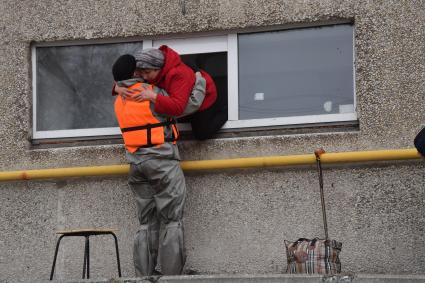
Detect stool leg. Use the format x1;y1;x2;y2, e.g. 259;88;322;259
110;232;122;277
87;236;90;279
50;235;65;281
82;236;87;279
82;236;90;279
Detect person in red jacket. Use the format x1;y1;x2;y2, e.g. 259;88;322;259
115;45;227;140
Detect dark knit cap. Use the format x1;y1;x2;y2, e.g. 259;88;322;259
112;54;136;81
414;127;425;157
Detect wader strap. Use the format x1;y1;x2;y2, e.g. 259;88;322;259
164;221;182;228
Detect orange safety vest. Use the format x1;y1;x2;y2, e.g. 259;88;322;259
114;82;179;153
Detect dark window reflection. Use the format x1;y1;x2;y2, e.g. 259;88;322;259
36;42;143;131
180;52;228;122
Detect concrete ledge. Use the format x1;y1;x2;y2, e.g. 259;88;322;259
60;273;425;283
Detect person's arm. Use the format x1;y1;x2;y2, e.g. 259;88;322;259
128;73;204;112
114;83;138;99
179;72;206;117
154;72;194;117
129;87;158;103
127;72;205;113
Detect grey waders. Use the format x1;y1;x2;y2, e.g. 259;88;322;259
129;158;186;276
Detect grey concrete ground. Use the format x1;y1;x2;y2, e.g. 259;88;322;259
58;274;425;283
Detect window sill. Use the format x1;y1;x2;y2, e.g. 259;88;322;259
30;120;359;149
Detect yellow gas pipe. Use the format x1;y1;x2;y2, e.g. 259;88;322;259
0;148;420;182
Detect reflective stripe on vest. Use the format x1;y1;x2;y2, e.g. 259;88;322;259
114;82;179;153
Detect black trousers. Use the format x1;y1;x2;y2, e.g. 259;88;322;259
184;92;228;140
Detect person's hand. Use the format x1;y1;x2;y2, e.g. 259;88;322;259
115;84;136;100
131;88;158;103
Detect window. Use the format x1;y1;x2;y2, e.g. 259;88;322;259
32;40;143;139
235;24;355;127
150;24;355;131
32;24;355;140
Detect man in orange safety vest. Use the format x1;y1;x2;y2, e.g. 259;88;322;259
112;54;188;276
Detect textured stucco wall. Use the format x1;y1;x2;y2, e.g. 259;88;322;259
1;0;425;282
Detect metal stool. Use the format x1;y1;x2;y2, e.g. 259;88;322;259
49;228;122;280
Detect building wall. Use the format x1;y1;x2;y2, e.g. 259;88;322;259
0;0;425;282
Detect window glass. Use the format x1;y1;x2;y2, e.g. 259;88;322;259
238;24;354;120
35;42;143;131
180;51;228;118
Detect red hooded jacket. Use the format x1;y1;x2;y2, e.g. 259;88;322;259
151;45;217;117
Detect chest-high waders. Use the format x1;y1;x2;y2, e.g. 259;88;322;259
115;81;186;276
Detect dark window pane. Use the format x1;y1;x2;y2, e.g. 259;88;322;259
36;42;143;131
181;52;228;117
238;24;354;120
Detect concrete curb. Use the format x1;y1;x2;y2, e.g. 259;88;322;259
59;273;425;283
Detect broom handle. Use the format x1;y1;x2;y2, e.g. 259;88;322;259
314;148;329;241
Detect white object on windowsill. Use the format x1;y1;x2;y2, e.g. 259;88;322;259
323;101;333;112
339;104;354;113
254;92;265;101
